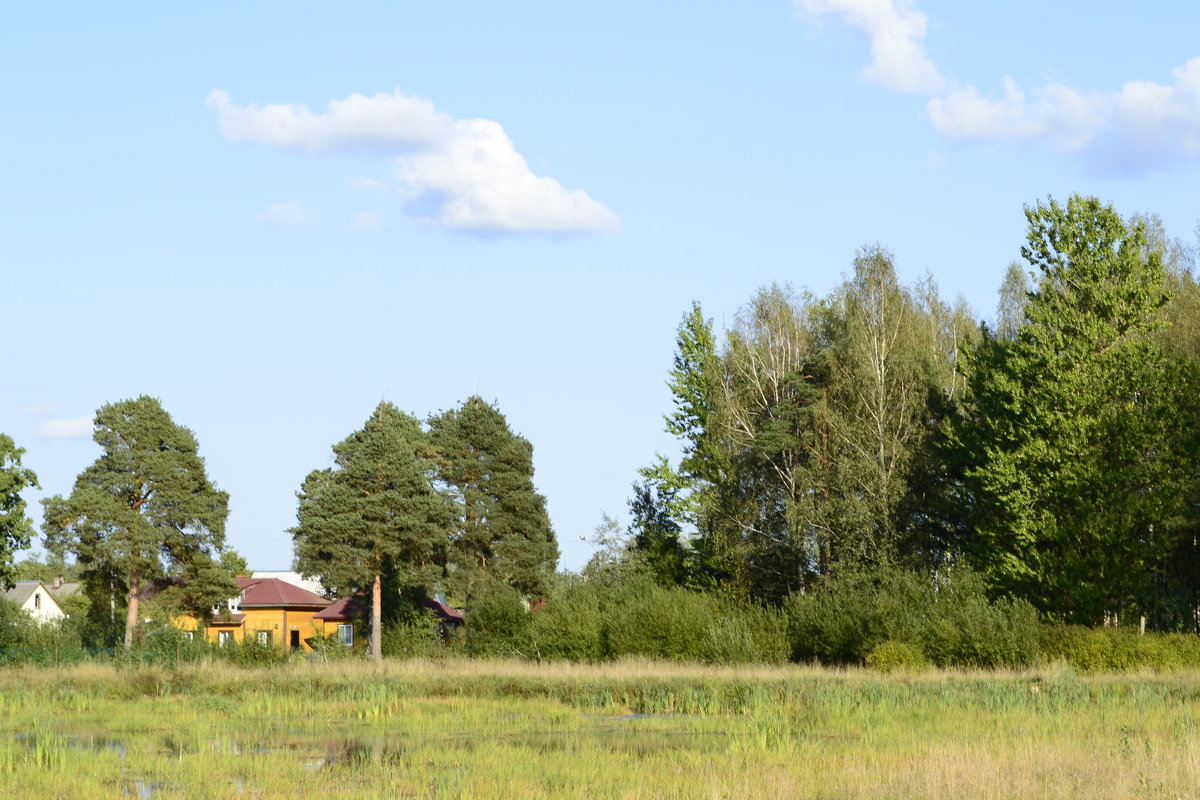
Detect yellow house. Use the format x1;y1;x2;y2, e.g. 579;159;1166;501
177;577;332;652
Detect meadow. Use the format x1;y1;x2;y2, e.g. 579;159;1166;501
2;659;1199;799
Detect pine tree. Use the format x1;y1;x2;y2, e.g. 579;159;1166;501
429;397;557;599
41;396;231;648
292;402;450;662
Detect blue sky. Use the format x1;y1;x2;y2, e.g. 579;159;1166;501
5;1;1200;573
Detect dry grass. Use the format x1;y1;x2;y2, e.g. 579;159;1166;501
2;659;1200;798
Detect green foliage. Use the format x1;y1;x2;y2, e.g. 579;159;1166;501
866;640;927;672
429;396;558;599
1038;626;1200;672
0;434;39;591
787;568;1041;668
526;569;788;664
465;579;531;657
380;615;448;659
955;195;1198;625
40;397;230;649
293;402;452;662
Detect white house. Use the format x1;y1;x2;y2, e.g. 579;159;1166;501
3;581;67;624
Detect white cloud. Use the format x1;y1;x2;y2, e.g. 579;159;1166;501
261;202;314;225
797;0;944;92
926;61;1200;172
37;417;94;439
208;89;618;233
797;1;1200;173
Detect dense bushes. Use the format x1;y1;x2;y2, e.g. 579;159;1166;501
519;570;788;664
787;568;1042;668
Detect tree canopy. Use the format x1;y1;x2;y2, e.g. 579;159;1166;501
292;402;451;662
40;396;232;647
429;396;558;599
0;434;39;591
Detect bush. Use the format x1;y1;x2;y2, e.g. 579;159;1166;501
866;640;927;671
786;567;1041;669
381;616;447;659
526;569;788;664
465;581;531;657
1039;625;1200;672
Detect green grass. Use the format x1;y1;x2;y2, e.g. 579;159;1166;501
2;659;1200;798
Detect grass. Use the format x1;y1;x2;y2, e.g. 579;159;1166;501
2;659;1199;798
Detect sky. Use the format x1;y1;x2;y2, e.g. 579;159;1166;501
4;1;1200;574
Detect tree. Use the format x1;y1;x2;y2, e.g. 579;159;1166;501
0;434;39;591
292;402;450;662
40;397;231;648
429;397;557;599
955;196;1192;624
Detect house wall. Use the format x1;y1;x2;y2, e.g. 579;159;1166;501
240;607;326;651
173;609;324;651
21;585;66;624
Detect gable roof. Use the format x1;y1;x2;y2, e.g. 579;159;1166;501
312;593;463;623
4;581;46;606
236;577;331;609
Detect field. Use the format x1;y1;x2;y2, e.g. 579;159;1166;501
2;659;1200;799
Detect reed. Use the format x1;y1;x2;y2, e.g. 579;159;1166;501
2;660;1200;798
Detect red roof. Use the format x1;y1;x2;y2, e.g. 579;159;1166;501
235;577;331;609
311;593;463;623
313;595;366;622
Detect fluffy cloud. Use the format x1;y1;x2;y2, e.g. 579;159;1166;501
208;89;618;233
927;61;1200;172
260;202;314;225
797;0;944;93
36;417;94;439
798;0;1200;173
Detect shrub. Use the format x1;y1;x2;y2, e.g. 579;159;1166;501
465;580;531;657
381;616;446;659
866;640;927;672
786;567;1042;668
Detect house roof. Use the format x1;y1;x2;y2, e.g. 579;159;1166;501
236;577;331;609
313;595;366;622
4;581;46;606
311;593;464;624
209;613;246;626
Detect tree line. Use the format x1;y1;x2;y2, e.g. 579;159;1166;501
0;395;556;658
630;195;1200;631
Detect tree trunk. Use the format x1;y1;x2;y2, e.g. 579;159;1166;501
124;569;141;649
370;572;382;664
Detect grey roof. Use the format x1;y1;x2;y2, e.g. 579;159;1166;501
51;582;82;599
4;581;47;606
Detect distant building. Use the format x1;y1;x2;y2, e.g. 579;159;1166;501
250;571;325;597
4;581;67;624
174;576;332;651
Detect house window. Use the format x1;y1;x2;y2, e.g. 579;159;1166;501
256;630;271;646
218;630;233;646
33;593;40;610
337;624;353;647
183;631;194;640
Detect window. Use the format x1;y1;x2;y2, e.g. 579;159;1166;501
218;630;233;646
183;631;194;641
337;624;353;647
256;630;271;646
33;593;40;610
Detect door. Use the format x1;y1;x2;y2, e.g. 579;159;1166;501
290;630;300;650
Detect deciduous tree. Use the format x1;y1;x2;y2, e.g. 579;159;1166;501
0;434;39;591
